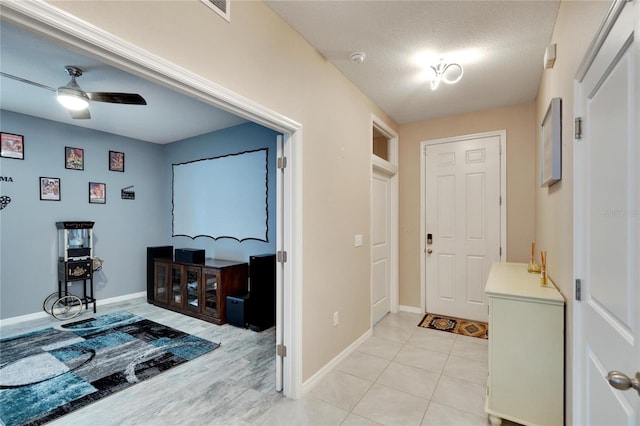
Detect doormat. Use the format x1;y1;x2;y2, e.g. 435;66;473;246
418;313;488;339
0;311;220;426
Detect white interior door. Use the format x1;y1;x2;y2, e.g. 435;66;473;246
372;169;391;324
574;1;640;423
425;135;501;322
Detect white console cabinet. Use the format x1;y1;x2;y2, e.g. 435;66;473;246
484;262;565;426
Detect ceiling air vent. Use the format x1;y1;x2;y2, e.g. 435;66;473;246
200;0;230;22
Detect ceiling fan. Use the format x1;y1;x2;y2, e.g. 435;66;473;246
0;65;146;119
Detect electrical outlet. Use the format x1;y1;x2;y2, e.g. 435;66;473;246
354;234;363;247
333;311;339;326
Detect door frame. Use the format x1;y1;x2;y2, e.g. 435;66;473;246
1;1;304;398
419;130;507;314
572;0;634;422
371;114;399;323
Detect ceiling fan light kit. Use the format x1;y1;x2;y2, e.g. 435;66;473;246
57;66;90;110
57;86;90;110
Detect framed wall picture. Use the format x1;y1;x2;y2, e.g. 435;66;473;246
40;177;61;201
65;147;84;170
541;97;562;187
89;182;106;204
109;151;125;172
1;132;24;160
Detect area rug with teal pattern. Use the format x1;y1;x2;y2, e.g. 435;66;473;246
0;311;220;426
418;313;488;339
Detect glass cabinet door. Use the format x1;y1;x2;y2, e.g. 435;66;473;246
154;262;169;304
185;266;201;313
203;268;219;317
170;265;183;307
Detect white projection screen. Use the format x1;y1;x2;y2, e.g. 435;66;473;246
172;148;268;241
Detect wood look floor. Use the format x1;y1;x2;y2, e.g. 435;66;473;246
1;297;497;425
1;297;282;425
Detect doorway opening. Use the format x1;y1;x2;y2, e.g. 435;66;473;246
1;1;303;398
420;130;506;320
370;115;399;326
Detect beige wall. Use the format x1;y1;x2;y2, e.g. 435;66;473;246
534;1;610;423
398;102;537;307
48;0;398;382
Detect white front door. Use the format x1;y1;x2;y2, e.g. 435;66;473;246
574;1;640;423
372;168;392;324
424;134;501;322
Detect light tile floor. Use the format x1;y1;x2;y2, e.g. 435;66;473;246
1;299;493;425
260;310;491;426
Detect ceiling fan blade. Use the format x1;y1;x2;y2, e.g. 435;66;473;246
0;71;56;92
87;92;147;105
69;108;91;119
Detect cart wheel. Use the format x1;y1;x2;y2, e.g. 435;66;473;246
51;295;83;320
43;291;69;315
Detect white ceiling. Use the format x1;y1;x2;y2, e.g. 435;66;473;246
266;0;561;123
1;1;560;143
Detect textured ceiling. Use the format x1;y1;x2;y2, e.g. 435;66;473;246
266;0;561;123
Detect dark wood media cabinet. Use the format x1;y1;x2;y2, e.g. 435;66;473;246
152;258;248;325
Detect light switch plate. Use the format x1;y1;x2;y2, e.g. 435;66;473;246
354;234;363;247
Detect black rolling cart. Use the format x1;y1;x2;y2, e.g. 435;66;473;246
44;222;97;320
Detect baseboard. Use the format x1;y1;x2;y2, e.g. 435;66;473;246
97;291;146;306
398;304;422;314
0;309;50;327
301;327;373;396
0;291;147;327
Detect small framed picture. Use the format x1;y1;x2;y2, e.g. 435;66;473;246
40;177;61;201
1;132;24;160
109;151;125;172
89;182;106;204
65;147;84;170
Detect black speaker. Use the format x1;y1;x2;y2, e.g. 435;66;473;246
226;294;250;328
175;248;205;264
247;253;276;331
146;246;173;302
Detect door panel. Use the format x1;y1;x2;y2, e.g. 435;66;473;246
371;171;391;323
575;1;639;422
425;136;500;322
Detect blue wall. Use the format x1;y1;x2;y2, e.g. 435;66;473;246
0;111;277;319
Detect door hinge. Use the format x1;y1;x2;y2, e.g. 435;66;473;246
574;117;583;140
575;279;582;301
277;250;287;263
277;156;287;170
499;247;502;257
276;344;287;357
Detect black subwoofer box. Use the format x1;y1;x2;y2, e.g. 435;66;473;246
247;253;276;331
146;246;173;302
226;294;250;328
175;248;205;264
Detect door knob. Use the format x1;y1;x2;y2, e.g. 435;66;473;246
427;249;433;254
606;371;640;396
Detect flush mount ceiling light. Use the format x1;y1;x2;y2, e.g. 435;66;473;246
429;59;464;90
56;67;89;111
